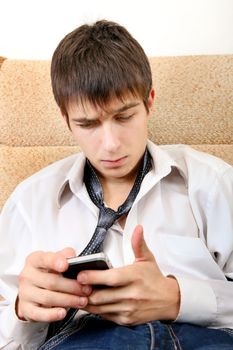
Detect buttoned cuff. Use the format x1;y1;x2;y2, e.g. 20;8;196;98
174;276;217;326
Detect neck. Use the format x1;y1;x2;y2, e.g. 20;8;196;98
84;148;151;211
101;179;135;211
97;160;142;210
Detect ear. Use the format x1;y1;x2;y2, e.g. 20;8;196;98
147;88;155;112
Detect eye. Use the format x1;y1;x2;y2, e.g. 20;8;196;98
116;114;133;122
78;123;94;129
74;120;99;129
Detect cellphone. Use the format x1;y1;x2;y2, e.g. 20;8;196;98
63;252;112;279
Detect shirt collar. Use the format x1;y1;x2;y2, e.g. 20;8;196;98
57;141;188;208
56;152;86;208
147;140;188;186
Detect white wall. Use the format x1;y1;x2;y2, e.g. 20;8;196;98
0;0;233;59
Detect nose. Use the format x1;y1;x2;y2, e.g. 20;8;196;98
102;122;120;153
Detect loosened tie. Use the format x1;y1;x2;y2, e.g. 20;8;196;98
80;148;152;255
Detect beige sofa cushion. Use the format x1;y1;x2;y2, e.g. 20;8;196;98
0;146;79;208
0;55;233;208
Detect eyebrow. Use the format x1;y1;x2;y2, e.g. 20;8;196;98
113;102;140;114
71;102;140;122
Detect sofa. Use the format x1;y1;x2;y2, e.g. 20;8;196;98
0;55;233;211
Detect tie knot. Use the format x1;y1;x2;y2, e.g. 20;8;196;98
103;206;117;215
98;206;119;229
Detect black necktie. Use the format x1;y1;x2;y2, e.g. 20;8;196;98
45;149;151;340
81;148;152;255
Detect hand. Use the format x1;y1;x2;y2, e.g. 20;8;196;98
77;225;180;325
17;247;92;322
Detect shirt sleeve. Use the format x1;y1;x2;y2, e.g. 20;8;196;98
0;197;49;349
0;299;48;350
176;167;233;328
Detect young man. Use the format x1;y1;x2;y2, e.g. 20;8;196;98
0;20;233;350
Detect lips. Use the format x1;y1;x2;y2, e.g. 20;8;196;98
101;156;127;168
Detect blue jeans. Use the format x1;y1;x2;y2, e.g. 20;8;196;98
38;314;233;350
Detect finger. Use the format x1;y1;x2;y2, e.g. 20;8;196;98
77;268;115;287
88;285;131;306
26;249;74;273
101;312;139;326
131;225;155;263
21;302;68;322
101;313;133;326
77;265;139;287
85;303;120;315
22;285;88;309
84;298;135;320
28;269;92;296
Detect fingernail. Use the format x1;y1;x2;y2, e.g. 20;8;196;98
78;297;86;307
82;285;91;295
58;309;66;319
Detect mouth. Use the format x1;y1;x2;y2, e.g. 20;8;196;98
101;156;127;168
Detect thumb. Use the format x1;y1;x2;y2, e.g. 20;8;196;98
131;225;155;263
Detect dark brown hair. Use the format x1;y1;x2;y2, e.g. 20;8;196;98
51;20;152;120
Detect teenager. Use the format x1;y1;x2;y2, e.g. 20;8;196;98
0;20;233;349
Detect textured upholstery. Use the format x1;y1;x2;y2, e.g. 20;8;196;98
0;55;233;209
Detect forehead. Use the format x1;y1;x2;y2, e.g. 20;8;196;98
67;94;142;118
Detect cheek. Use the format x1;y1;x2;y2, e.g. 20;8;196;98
71;129;93;143
131;121;148;138
76;133;100;154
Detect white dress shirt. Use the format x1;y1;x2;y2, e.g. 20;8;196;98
0;141;233;349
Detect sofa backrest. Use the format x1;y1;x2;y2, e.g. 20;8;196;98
0;55;233;209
